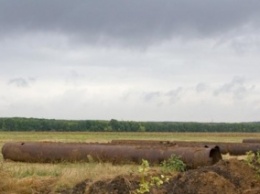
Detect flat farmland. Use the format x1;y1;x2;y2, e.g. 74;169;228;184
1;132;260;194
1;131;260;144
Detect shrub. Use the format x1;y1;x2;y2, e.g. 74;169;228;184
245;151;260;176
135;159;167;194
161;154;186;173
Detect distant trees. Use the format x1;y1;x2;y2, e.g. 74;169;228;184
109;119;120;131
0;117;260;132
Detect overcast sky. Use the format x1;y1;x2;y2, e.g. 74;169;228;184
1;0;260;122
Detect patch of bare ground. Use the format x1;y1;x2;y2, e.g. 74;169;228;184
60;159;260;194
165;159;260;194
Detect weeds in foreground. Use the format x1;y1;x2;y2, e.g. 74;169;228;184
245;151;260;177
135;159;167;194
161;154;186;173
135;156;186;194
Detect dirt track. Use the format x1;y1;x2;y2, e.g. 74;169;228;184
60;159;260;194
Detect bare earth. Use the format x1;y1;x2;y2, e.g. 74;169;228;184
58;159;260;194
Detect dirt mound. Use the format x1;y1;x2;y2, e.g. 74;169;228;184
88;176;139;194
63;159;260;194
166;159;258;194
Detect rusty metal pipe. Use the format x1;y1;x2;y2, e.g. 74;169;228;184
111;140;260;155
242;139;260;144
2;142;221;168
111;140;171;145
168;141;260;155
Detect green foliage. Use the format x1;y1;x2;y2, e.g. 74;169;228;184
139;125;146;132
245;151;260;176
161;155;186;173
1;117;260;132
135;159;168;194
245;151;255;166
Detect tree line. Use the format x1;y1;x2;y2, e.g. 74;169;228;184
0;117;260;132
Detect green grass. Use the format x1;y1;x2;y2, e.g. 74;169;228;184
1;131;259;143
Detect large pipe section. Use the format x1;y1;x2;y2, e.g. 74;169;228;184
111;140;260;155
1;142;221;168
242;139;260;144
170;141;260;155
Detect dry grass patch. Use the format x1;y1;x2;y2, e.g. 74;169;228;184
0;160;136;193
53;162;136;191
0;161;58;194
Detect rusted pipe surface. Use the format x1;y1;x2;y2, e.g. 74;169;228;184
242;139;260;144
111;140;260;155
111;140;171;145
171;141;260;155
2;142;221;168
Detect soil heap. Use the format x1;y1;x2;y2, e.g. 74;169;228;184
61;159;260;194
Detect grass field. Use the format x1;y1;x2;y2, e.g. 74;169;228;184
1;132;260;193
1;131;260;143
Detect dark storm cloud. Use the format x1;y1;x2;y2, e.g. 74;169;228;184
1;0;260;45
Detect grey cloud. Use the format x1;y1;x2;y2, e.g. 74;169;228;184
166;87;183;104
8;77;35;87
214;76;254;100
143;91;161;102
196;83;208;93
143;87;183;104
1;0;260;45
65;70;85;84
8;78;29;87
